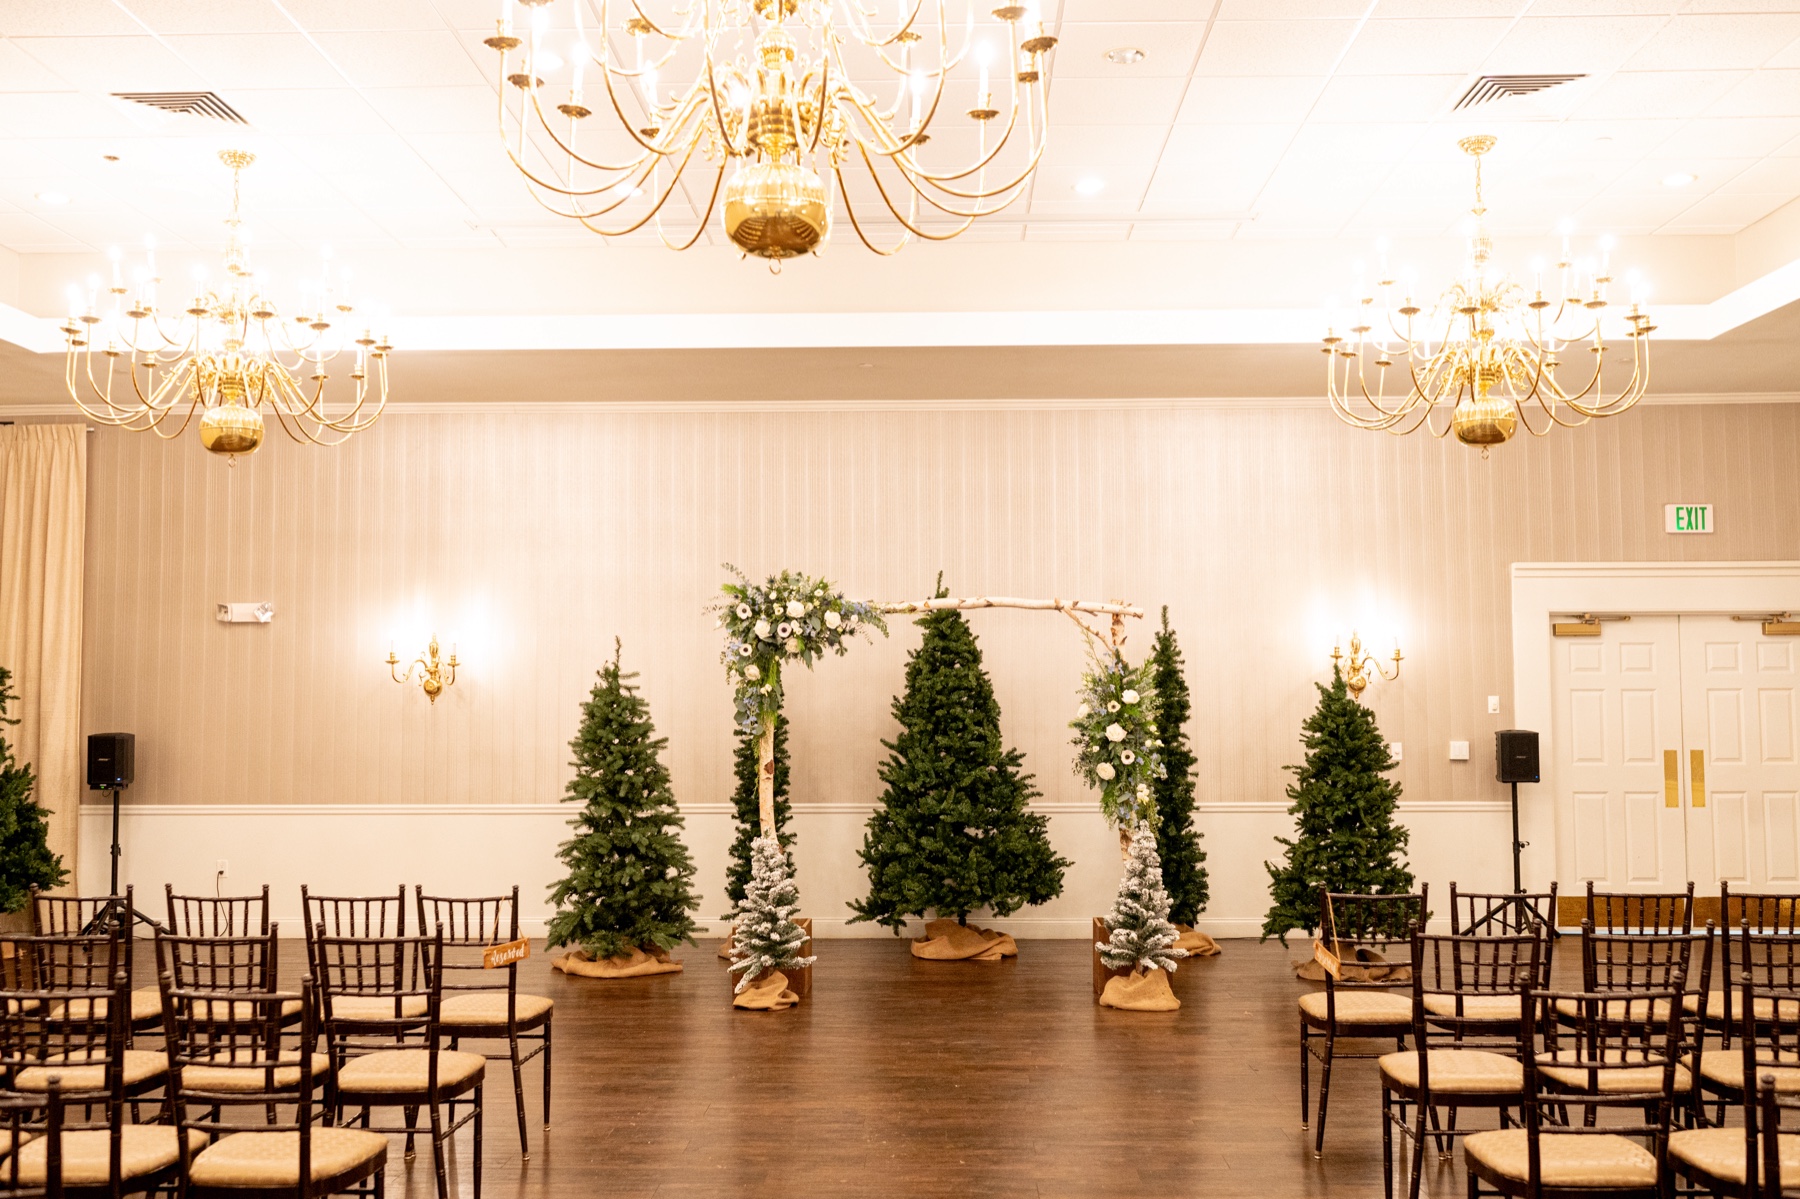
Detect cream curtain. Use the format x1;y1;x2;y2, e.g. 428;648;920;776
0;424;86;890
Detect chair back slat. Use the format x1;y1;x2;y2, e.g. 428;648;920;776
1315;887;1428;992
1583;880;1695;934
301;885;408;939
417;886;521;996
1410;931;1539;1047
164;884;271;937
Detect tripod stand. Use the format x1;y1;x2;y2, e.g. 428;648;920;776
79;787;165;936
1463;780;1550;937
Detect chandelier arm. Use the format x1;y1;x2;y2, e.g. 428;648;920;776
654;163;724;251
840;76;1043;189
849;140;1003;233
835;171;919;255
558;134;708;239
505;77;679;181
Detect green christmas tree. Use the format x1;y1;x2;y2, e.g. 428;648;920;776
0;667;67;913
546;642;699;960
1098;824;1186;974
849;592;1068;931
1262;666;1414;941
1148;608;1208;925
722;710;792;915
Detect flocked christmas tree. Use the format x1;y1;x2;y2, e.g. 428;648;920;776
1148;608;1208;926
0;667;67;914
1098;824;1186;975
546;642;700;961
850;591;1068;930
1262;666;1414;941
728;834;816;992
723;710;792;914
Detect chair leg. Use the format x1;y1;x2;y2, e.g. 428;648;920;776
1299;1020;1310;1130
404;1104;419;1161
474;1083;484;1199
428;1098;449;1199
1381;1086;1395;1199
509;1029;528;1160
1313;1033;1335;1158
1408;1102;1428;1199
541;1020;553;1131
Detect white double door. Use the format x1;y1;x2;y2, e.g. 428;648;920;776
1553;614;1800;892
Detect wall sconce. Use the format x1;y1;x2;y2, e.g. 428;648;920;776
388;636;458;704
1332;632;1401;699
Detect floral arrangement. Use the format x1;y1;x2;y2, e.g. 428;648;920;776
1070;647;1165;828
714;564;887;735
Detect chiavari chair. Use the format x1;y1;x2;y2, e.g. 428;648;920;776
30;893;159;1038
0;1079;68;1198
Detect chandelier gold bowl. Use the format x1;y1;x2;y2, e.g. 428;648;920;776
60;150;393;460
1323;135;1655;455
485;0;1057;260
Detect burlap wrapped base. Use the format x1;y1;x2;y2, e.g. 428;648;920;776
1172;925;1222;957
1291;943;1410;983
733;970;800;1011
910;919;1018;962
551;946;683;979
1099;967;1180;1011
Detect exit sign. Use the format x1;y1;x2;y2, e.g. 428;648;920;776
1666;504;1714;534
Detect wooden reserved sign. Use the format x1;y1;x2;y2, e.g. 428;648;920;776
483;938;531;969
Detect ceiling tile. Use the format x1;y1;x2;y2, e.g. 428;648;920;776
1568;69;1748;121
0;1;147;36
1761;37;1800;70
310;29;489;89
1049;22;1207;78
281;0;449;31
15;35;208;92
0;91;143;138
1128;218;1242;239
1176;75;1324;124
1623;13;1800;72
1337;18;1514;76
1046;75;1186;125
1023;221;1132;241
1660;191;1788;231
1717;157;1800;194
1526;0;1671;14
1156;122;1296;182
0;40;75;90
1287;120;1425;165
164;33;347;89
1657;116;1800;161
1196;20;1360;76
1059;0;1216;19
1378;0;1523;14
1310;73;1462;123
1219;0;1372;15
117;0;294;34
226;87;387;135
1706;70;1800;118
1480;15;1664;76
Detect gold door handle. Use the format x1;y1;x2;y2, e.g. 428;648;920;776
1691;749;1706;809
1664;750;1680;808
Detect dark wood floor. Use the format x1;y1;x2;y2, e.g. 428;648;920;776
310;935;1516;1199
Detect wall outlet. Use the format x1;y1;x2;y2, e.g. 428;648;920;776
1389;741;1403;762
215;859;229;878
1487;695;1500;714
1449;740;1471;761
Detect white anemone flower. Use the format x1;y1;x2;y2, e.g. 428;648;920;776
777;621;793;639
736;603;752;619
738;644;753;657
1121;749;1136;765
1107;700;1121;713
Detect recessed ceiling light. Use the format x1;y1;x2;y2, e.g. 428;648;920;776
102;154;120;163
1662;171;1697;188
35;190;68;205
1074;176;1106;196
1104;47;1145;66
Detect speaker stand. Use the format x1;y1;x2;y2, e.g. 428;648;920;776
1510;780;1525;894
79;787;165;936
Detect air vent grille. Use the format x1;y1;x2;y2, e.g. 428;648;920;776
112;91;247;124
1454;75;1587;110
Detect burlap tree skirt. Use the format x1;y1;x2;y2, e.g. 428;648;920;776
733;970;801;1011
1099;967;1180;1011
551;946;683;979
910;918;1018;962
1291;943;1411;983
1172;925;1222;956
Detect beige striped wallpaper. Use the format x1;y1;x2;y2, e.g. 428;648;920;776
79;402;1800;830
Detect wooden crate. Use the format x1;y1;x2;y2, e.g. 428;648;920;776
1092;916;1130;999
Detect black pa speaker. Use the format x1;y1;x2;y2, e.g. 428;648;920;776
1495;729;1539;785
87;733;135;790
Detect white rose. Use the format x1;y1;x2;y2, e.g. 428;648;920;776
1121;749;1136;765
777;621;793;639
744;664;761;682
1105;723;1126;742
786;637;802;653
1096;762;1116;781
1107;700;1121;714
824;610;841;629
754;619;771;639
1075;703;1090;719
787;600;805;618
736;603;751;619
1122;689;1140;704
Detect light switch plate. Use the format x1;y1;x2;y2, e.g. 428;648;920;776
1389;741;1403;763
1487;695;1500;714
1449;740;1471;761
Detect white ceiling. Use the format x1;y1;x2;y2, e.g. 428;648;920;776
1;0;1799;260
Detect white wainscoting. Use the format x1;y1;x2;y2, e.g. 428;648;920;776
79;799;1511;939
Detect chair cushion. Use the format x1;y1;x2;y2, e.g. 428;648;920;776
1380;1049;1524;1095
1465;1129;1658;1188
190;1127;387;1188
327;995;429;1022
1422;994;1527;1022
438;992;553;1026
14;1048;166;1092
1692;1048;1800;1094
1685;991;1800;1022
1670;1127;1800;1186
1298;990;1411;1026
13;1125;195;1186
1553;996;1674;1023
188;997;306;1023
335;1049;485;1095
130;987;163;1024
1539;1049;1691;1094
181;1052;332;1094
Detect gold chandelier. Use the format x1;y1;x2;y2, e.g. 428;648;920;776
1323;135;1655;456
484;0;1057;262
60;150;392;460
